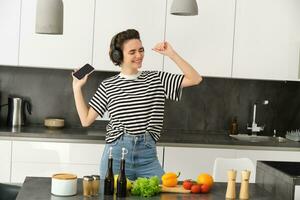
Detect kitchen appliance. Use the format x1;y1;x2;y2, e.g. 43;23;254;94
7;96;32;127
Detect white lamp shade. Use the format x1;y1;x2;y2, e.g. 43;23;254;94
170;0;198;16
36;0;64;34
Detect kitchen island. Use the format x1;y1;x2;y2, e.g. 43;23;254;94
16;177;278;200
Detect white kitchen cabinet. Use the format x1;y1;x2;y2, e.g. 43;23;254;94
164;146;300;183
163;147;236;180
11;163;99;183
232;0;300;80
164;0;235;77
11;141;104;183
10;141;163;183
295;186;300;200
157;146;164;167
12;141;104;164
19;0;94;69
0;140;12;183
92;0;166;72
236;149;300;182
0;0;21;66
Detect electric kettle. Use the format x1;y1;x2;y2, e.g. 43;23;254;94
7;96;32;127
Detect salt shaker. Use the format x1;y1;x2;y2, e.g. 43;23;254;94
83;176;93;196
239;170;251;200
225;169;237;200
91;175;100;196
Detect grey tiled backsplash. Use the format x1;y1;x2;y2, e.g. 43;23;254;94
1;65;300;136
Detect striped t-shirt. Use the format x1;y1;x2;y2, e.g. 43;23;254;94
89;70;184;143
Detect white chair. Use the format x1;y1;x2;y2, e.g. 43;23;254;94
213;158;255;183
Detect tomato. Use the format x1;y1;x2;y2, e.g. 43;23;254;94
183;179;193;190
190;184;201;193
200;184;211;193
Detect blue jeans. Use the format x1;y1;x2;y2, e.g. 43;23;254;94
100;132;165;181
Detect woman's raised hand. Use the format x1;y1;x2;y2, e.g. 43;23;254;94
152;42;176;57
72;69;89;91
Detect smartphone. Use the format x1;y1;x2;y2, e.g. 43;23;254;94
73;63;94;80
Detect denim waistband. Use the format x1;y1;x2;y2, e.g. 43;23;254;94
121;131;150;139
119;131;151;141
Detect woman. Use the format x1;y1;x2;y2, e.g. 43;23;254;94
72;29;202;180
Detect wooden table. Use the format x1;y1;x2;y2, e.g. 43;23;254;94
16;177;278;200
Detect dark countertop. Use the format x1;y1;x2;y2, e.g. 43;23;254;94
0;126;300;150
16;177;279;200
0;126;108;142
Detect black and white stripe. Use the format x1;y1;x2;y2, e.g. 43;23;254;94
89;71;184;143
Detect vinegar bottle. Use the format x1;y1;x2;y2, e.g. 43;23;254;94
116;147;127;197
104;147;114;195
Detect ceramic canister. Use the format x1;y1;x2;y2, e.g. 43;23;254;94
51;173;77;196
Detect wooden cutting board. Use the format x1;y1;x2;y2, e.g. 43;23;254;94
161;185;191;193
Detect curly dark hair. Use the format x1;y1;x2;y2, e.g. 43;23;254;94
109;29;140;66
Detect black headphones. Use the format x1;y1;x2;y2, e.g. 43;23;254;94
110;34;123;66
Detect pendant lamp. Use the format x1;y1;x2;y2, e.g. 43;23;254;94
170;0;198;16
35;0;64;34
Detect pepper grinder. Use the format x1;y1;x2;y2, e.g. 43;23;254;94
239;170;251;200
225;169;237;200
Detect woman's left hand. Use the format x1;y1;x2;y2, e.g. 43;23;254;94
152;42;176;57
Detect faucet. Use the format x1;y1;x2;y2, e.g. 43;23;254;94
247;100;268;134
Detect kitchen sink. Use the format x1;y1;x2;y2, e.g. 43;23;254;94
230;134;275;142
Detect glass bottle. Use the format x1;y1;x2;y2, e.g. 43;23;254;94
104;147;114;195
230;116;238;135
117;147;127;197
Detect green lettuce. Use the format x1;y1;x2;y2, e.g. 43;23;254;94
131;176;161;197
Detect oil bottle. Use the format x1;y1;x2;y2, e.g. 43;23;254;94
116;147;127;197
104;147;114;195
